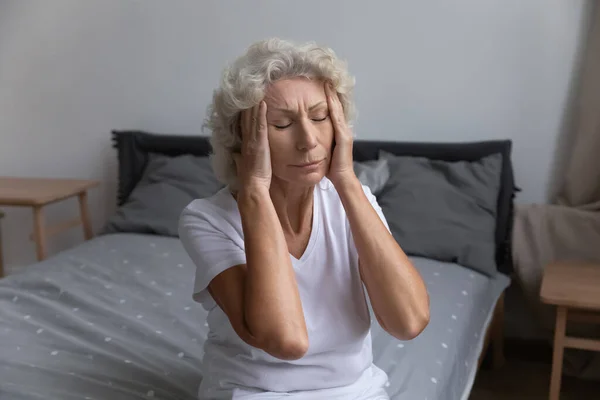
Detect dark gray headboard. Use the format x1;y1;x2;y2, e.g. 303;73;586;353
111;130;517;274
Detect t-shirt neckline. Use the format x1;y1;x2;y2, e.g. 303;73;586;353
291;187;320;264
225;186;321;265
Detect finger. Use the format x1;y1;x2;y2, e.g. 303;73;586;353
251;104;260;141
325;81;338;112
241;108;252;141
256;101;267;139
325;82;344;132
324;80;332;101
328;82;342;108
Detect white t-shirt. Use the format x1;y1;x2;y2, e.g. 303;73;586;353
178;178;391;400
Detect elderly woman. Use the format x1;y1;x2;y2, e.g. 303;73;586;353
179;38;430;400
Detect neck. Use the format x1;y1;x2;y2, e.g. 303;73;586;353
269;177;314;234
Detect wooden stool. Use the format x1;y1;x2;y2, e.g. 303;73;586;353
0;177;99;262
540;262;600;400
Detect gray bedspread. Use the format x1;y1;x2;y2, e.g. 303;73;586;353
0;233;509;400
373;257;510;400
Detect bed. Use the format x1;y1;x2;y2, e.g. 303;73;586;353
0;131;517;400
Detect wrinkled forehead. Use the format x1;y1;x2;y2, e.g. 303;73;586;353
264;77;327;110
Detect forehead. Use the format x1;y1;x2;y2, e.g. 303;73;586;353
264;77;326;107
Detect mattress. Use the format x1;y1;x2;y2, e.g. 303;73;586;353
0;233;509;400
369;257;510;400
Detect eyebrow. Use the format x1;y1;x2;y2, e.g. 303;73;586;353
272;101;327;114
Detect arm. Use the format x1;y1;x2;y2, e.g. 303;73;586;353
209;185;308;360
207;101;308;360
323;81;429;340
338;177;430;340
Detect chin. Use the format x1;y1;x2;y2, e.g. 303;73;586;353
286;171;326;187
299;173;326;186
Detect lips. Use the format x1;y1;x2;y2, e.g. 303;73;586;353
293;160;323;168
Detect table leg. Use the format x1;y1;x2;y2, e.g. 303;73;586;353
78;191;93;240
33;206;47;261
550;306;567;400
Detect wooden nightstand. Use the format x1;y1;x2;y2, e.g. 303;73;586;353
0;177;100;263
540;261;600;400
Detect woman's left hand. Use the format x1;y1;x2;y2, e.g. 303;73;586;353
325;82;356;187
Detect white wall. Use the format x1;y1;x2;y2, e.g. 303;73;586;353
0;0;591;272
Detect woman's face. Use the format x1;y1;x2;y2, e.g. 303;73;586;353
263;77;334;187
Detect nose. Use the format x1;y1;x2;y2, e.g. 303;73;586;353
296;119;319;151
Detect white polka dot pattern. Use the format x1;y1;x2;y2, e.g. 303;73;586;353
0;234;509;399
368;256;510;399
0;234;209;399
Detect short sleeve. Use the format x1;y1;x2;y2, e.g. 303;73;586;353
178;201;246;308
362;184;391;233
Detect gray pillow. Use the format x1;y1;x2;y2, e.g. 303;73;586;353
103;153;223;237
353;159;390;195
378;151;503;276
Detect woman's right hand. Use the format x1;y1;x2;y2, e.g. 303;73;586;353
234;101;272;191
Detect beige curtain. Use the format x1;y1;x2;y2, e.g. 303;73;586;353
511;4;600;380
553;2;600;211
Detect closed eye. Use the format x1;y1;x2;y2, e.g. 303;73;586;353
273;115;328;130
274;122;292;130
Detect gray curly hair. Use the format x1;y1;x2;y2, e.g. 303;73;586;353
203;38;357;189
